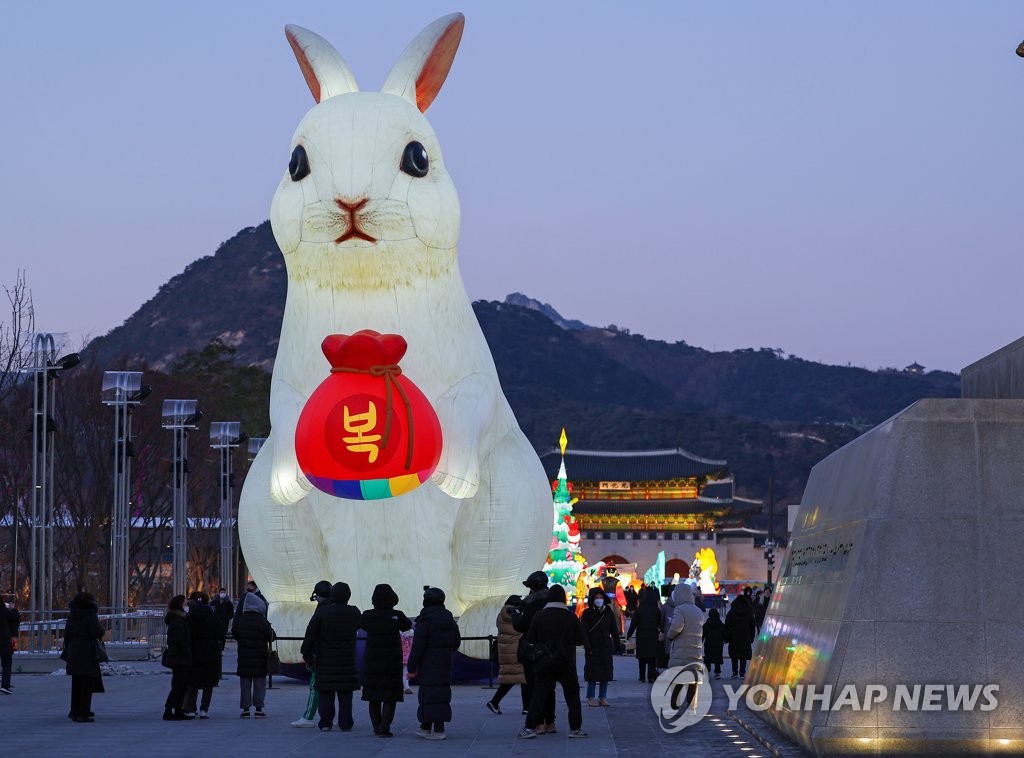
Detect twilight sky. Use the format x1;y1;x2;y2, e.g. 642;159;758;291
2;2;1022;373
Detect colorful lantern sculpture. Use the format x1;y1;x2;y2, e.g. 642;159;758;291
295;330;442;500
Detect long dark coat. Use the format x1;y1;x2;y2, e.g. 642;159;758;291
495;605;525;685
163;611;192;669
702;610;725;665
186;603;223;689
232;612;273;677
580;591;618;683
724;596;756;660
626;588;662;660
63;595;105;688
0;604;20;655
301;582;361;693
359;585;412;703
408;603;461;723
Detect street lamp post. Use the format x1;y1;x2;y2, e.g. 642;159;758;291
238;438;267;593
26;333;79;650
161;400;201;597
101;372;150;640
210;422;246;599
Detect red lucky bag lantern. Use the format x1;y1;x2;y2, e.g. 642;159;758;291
295;330;442;500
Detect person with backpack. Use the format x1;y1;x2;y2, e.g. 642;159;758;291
517;585;587;740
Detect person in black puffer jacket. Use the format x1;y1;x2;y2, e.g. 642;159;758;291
64;591;105;722
162;595;192;720
511;571;552;731
359;584;412;737
407;586;461;740
626;587;663;683
301;581;361;731
182;591;224;717
520;584;585;739
703;608;726;680
232;592;274;718
723;593;756;678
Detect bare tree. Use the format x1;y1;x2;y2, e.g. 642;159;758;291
0;271;35;405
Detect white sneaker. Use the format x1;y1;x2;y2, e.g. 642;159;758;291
198;711;210;719
425;732;447;740
290;718;315;728
416;728;432;739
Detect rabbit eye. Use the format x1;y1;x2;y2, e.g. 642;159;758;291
289;145;310;182
401;141;429;178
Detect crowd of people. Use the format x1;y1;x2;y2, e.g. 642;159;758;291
39;573;771;738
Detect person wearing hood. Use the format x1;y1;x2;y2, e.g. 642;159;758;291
627;587;663;684
63;591;105;722
518;584;587;740
723;591;756;678
666;583;705;712
581;587;621;707
161;595;192;720
485;595;527;715
300;581;361;731
702;608;726;680
232;591;274;718
407;586;461;740
359;583;412;736
182;591;223;718
291;580;332;728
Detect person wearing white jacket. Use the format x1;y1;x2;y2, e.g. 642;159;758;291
666;583;706;712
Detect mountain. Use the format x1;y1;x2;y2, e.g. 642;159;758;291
82;220;960;505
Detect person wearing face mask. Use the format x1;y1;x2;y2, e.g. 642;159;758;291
580;588;621;707
211;587;234;646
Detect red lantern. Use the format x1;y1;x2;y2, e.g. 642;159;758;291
295;330;442;500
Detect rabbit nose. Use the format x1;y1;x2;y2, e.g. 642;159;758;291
336;197;368;213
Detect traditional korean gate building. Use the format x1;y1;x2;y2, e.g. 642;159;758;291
538;446;783;586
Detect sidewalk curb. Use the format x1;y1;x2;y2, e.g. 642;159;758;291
728;709;809;758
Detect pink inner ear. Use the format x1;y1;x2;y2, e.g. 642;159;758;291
415;16;465;113
286;29;323;104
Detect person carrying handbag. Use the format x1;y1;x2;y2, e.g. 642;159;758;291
63;591;105;722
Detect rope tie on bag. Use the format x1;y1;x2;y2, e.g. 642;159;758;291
332;364;415;470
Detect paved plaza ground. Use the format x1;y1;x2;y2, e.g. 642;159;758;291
1;645;807;757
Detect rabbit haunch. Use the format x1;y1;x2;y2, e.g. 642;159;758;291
270;93;460;292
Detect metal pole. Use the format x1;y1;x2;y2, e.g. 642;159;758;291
219;446;234;598
172;426;189;597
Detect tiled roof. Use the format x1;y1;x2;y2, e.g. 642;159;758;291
572;499;731;515
540;448;728;481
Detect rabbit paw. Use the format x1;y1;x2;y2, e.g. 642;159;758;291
270;463;313;505
431;466;479;499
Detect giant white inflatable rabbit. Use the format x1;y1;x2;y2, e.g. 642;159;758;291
238;13;552;660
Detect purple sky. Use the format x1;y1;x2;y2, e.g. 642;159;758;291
3;2;1022;373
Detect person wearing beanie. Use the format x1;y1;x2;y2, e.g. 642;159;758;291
232;591;274;719
512;571;551;728
360;584;412;737
301;582;361;731
518;584;587;739
291;580;333;728
408;586;461;740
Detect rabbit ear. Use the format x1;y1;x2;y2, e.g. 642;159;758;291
381;13;464;113
285;25;359;103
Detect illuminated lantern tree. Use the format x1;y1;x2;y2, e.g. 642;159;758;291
544;428;586;598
